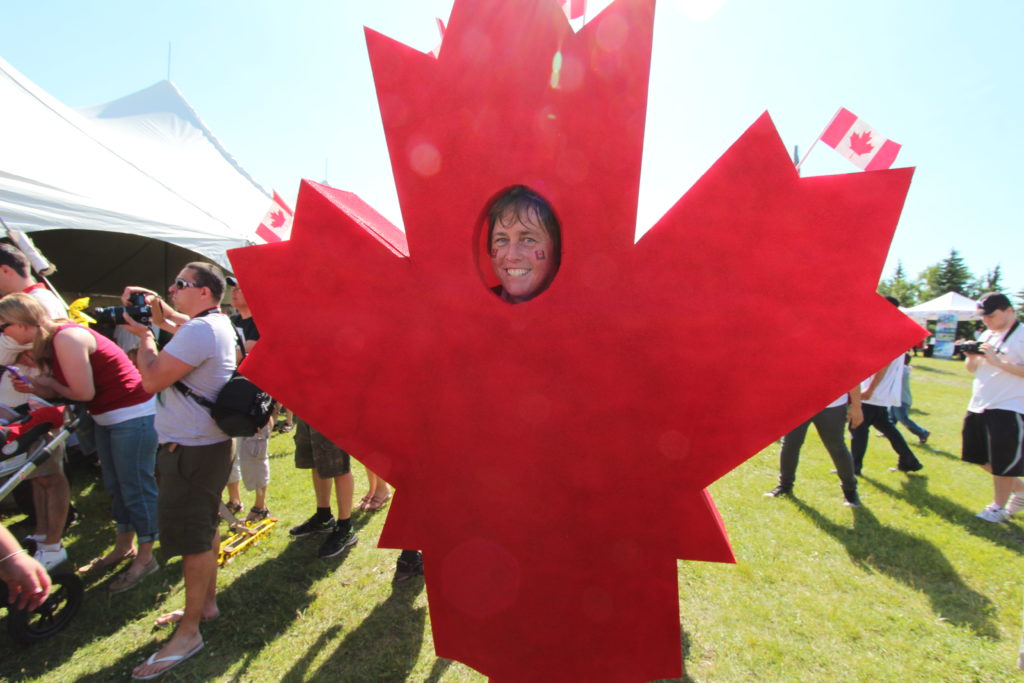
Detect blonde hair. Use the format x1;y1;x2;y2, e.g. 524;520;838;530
0;292;68;371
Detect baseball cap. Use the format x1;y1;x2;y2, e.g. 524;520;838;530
977;292;1012;315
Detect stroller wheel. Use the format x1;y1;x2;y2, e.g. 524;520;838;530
7;570;83;643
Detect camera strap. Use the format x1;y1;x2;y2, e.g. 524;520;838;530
992;320;1020;354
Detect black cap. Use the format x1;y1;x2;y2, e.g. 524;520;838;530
977;292;1012;315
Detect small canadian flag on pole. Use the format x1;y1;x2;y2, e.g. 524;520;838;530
561;0;586;20
255;191;294;243
819;107;901;171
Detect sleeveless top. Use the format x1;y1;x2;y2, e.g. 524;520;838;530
50;324;152;416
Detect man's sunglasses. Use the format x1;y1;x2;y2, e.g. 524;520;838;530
172;278;202;290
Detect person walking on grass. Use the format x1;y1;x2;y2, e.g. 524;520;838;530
850;296;925;475
765;385;863;506
889;354;930;445
960;293;1024;523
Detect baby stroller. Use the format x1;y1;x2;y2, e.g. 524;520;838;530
0;401;83;643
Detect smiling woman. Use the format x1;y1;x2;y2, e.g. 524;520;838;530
486;186;562;304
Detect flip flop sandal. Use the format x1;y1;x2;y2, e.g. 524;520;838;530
108;558;159;594
246;506;271;522
132;639;204;680
78;548;137;574
366;493;392;511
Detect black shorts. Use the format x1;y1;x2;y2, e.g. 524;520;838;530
294;419;351;479
961;409;1024;476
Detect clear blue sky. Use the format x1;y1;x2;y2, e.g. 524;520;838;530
4;0;1022;294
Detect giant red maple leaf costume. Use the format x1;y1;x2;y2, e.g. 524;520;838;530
229;0;922;680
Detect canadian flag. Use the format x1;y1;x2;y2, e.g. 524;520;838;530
820;108;901;171
255;191;294;243
561;0;586;20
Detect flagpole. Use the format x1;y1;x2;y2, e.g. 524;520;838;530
795;108;841;172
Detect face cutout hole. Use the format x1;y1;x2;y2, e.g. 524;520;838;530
481;186;562;304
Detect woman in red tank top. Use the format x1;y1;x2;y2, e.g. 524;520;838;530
0;293;160;593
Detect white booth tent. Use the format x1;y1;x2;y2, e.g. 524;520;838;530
902;292;981;322
0;56;269;295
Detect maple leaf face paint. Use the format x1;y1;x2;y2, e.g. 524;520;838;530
490;209;556;304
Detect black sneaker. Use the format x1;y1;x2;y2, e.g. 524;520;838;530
318;526;357;558
842;489;861;507
394;551;424;583
289;514;335;537
764;485;792;498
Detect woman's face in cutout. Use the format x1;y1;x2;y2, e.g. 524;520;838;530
490;208;556;303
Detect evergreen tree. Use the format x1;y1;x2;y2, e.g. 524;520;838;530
969;264;1004;298
933;248;972;296
916;264;943;301
878;260;919;306
1016;287;1024;310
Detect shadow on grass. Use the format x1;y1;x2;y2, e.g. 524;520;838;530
294;577;435;682
651;627;697;683
866;474;1024;553
70;520;362;682
917;445;960;463
792;498;999;638
0;461;180;676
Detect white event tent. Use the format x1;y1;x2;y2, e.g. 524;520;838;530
0;56;269;295
902;292;980;322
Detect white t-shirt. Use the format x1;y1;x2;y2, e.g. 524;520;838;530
25;283;67;319
825;393;850;409
155;312;236;446
968;322;1024;414
861;355;904;408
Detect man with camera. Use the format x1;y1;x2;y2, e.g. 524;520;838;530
961;292;1024;522
120;263;236;679
0;244;71;570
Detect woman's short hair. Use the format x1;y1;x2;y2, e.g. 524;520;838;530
486;186;562;267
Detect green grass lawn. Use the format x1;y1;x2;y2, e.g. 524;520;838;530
0;355;1021;681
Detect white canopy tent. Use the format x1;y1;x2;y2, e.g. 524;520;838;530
902;292;980;322
0;56;269;294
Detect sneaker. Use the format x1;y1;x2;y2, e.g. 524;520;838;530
1007;493;1024;516
842;489;861;507
289;514;335;537
975;503;1010;523
918;431;930;445
318;525;357;558
889;463;924;473
34;545;68;570
394;551;424;583
764;485;792;498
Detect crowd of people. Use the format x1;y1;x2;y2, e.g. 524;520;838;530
1;184;1022;676
765;292;1024;528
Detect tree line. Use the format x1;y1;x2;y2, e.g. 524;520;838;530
877;249;1020;308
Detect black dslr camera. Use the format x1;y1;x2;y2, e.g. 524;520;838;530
93;292;152;326
960;341;985;355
